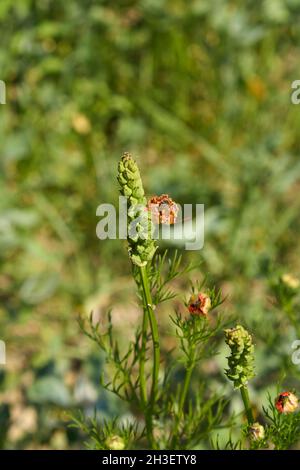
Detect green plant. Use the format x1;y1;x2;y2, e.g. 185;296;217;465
224;325;255;425
72;154;300;450
224;326;300;450
263;393;300;450
3;0;300;450
73;153;229;449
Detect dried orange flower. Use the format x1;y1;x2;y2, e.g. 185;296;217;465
147;194;178;225
275;392;298;414
188;293;211;317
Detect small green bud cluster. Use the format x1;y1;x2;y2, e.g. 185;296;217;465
249;422;265;441
105;435;125;450
117;153;157;266
224;325;255;389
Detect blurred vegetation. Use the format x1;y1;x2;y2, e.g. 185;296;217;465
1;0;300;449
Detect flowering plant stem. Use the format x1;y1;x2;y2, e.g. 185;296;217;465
139;265;160;448
240;386;254;425
171;343;196;448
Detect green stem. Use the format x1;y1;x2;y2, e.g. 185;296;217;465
179;363;194;416
138;296;154;446
140;265;160;448
139;308;148;407
240;385;254;425
170;345;196;448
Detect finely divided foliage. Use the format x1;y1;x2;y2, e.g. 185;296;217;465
72;154;300;450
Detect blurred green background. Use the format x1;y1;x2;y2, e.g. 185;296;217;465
1;0;300;449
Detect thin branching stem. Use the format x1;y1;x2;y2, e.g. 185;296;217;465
170;338;196;447
138;289;152;445
140;265;160;448
139;306;148;407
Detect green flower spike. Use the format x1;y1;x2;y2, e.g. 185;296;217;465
224;325;255;389
117;152;157;267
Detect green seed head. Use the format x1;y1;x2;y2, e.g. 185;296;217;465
117;153;157;267
224;325;255;389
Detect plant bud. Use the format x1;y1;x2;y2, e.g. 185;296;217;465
188;293;211;317
105;435;125;450
117;153;157;266
224;325;255;389
275;392;298;414
147;194;178;225
249;422;265;441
